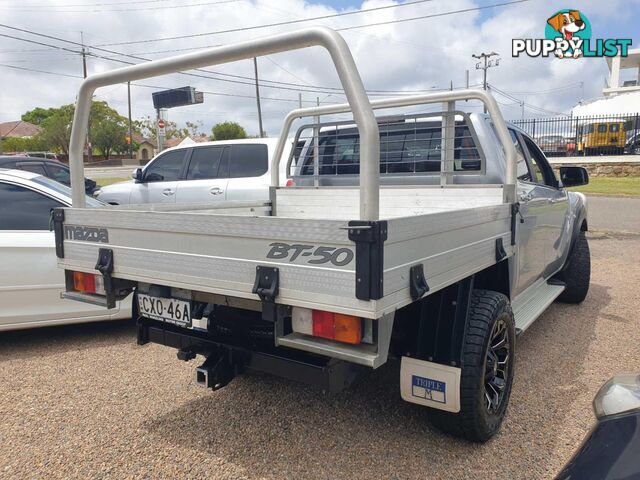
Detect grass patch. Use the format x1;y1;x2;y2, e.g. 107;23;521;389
96;177;129;187
569;176;640;196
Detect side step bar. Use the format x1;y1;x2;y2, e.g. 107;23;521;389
513;280;565;335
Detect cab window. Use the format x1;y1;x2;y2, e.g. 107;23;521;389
522;135;557;187
0;182;64;230
508;129;533;182
597;124;608;133
144;150;186;182
46;163;71;186
609;123;620;133
17;162;47;176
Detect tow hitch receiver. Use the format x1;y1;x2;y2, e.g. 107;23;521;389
196;349;248;390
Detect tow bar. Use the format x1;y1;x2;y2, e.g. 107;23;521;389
195;349;248;390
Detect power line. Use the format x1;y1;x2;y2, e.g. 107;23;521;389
0;26;445;97
489;84;569;117
95;0;442;45
0;62;338;105
94;0;532;47
0;0;239;13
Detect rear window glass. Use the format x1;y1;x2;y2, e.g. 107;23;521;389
228;144;268;178
298;123;481;176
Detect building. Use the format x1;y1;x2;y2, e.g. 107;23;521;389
0;121;40;139
573;48;640;116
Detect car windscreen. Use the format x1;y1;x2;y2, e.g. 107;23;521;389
31;175;103;207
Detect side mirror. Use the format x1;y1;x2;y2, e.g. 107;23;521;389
560;166;589;188
132;168;143;183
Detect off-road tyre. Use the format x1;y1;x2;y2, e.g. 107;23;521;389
557;230;590;303
428;289;515;443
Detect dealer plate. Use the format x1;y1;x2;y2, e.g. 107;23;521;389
138;294;191;328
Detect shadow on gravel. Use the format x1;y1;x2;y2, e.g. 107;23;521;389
0;319;135;362
142;285;610;479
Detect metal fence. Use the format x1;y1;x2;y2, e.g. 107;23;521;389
511;113;640;157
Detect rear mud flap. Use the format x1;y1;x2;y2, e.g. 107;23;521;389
400;357;461;413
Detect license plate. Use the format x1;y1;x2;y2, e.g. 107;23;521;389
138;294;191;328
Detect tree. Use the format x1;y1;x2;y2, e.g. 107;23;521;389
21;107;60;126
186;120;205;137
211;121;247;141
134;116;184;140
32;101;130;158
38;105;75;155
93;119;128;159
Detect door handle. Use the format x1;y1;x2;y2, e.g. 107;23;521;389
162;188;175;196
209;187;224;195
519;193;532;202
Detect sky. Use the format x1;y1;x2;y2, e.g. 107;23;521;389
1;0;639;137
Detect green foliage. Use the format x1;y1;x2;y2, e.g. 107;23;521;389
27;101;130;158
38;106;75;155
21;107;60;126
211;121;247;141
0;136;47;153
134;116;184;140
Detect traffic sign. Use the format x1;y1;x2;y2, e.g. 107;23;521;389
158;119;166;129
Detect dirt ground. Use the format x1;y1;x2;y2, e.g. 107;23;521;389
1;231;638;480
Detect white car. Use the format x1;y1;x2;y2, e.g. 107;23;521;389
0;169;131;331
95;138;290;205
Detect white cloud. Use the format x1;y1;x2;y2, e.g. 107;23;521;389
0;0;633;136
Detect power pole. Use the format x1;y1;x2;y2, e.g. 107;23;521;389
127;81;133;160
253;57;264;138
81;31;92;163
472;51;500;112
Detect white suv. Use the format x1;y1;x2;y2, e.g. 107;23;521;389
95;138;289;205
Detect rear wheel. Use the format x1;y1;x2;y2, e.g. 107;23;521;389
557;230;590;303
428;290;515;442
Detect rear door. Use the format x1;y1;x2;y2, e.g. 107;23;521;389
0;182;116;328
129;149;188;204
225;144;270;202
174;145;228;203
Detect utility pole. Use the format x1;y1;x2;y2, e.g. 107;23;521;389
81;31;92;163
472;51;500;112
465;69;470;89
298;92;302;109
127;82;133;160
253;57;264;138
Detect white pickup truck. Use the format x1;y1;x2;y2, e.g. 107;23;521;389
54;27;590;442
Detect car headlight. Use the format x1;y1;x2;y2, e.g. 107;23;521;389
93;188;102;198
593;374;640;419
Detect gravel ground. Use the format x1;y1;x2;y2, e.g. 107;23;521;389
1;232;639;480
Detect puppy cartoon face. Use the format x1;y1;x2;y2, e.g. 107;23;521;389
547;10;585;40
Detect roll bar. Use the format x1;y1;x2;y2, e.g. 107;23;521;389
68;27;380;218
271;89;517;205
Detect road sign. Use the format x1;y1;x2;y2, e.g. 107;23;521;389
158;119;166;129
152;86;204;109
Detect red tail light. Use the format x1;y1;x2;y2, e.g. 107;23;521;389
72;271;104;295
293;307;362;345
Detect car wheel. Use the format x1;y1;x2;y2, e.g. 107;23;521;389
428;289;515;442
556;230;591;304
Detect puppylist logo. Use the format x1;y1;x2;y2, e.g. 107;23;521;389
513;9;632;59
